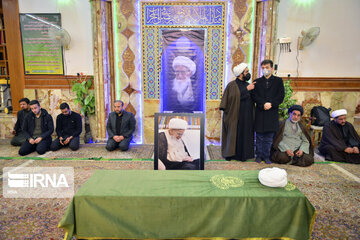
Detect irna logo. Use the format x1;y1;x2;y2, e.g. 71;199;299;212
8;173;69;188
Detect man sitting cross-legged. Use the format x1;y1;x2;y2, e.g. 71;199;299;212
319;109;360;164
270;105;314;167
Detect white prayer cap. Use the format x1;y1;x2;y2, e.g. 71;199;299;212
258;167;288;188
331;109;347;118
233;63;248;77
172;56;196;76
168;118;188;130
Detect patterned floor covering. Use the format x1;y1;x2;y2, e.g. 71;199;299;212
40;143;154;160
0;144;360;239
0;141;154;160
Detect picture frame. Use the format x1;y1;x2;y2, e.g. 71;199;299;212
154;113;205;170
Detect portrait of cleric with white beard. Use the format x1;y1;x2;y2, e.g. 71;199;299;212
173;56;196;104
163;55;202;113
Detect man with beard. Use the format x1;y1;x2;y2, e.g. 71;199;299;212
19;100;54;156
319;109;360;163
271;105;314;167
168;56;197;112
158;118;199;170
50;103;82;151
106;100;136;151
220;62;256;161
11;98;31;146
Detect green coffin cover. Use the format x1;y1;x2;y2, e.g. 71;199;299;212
59;170;316;240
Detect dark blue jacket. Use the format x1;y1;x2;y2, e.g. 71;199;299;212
22;108;54;140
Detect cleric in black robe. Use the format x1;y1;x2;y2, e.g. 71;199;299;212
319;109;360;164
220;63;255;161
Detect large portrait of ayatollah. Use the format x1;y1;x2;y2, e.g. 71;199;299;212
154;113;205;170
161;30;205;113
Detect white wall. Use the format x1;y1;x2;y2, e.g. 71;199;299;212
275;0;360;77
19;0;94;75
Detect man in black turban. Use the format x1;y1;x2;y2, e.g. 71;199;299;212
270;105;314;167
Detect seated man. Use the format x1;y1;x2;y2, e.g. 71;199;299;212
19;100;54;156
158;118;199;170
319;109;360;163
271;105;314;167
11;98;31;146
50;103;82;151
106;100;136;151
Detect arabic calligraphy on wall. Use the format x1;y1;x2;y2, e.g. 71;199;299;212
144;4;224;26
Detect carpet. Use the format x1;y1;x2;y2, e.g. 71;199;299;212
0;143;154;160
207;144;327;162
1;159;360;239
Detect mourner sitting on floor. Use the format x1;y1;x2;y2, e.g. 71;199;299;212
19;100;54;156
106;100;136;151
319;109;360;164
11;98;31;146
270;105;314;167
50;103;82;151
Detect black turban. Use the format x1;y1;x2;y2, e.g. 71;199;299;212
288;105;304;115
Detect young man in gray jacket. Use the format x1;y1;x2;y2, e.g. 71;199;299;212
106;100;136;151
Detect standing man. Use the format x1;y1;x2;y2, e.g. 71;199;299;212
220;63;256;161
19;100;54;156
252;59;285;164
319;109;360;163
106;100;136;151
271;105;314;167
50;103;82;151
11;98;31;146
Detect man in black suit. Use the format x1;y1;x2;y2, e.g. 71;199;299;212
11;98;31;146
106;100;136;151
50;102;82;151
251;59;285;164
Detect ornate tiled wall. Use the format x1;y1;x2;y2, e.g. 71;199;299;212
113;0;254;144
292;91;360;134
0;113;15;139
112;0;142;143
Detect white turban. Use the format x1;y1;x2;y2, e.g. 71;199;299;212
258;167;288;188
168;118;188;130
233;63;248;77
172;56;196;76
331;109;347;118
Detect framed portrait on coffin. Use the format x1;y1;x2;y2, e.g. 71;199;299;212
154;113;205;170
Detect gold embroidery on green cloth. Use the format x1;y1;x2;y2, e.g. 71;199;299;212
284;182;296;191
210;174;244;189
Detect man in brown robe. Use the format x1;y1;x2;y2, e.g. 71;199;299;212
220;63;255;161
271;105;314;167
319;109;360;163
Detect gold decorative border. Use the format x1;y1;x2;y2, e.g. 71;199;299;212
141;1;227;100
